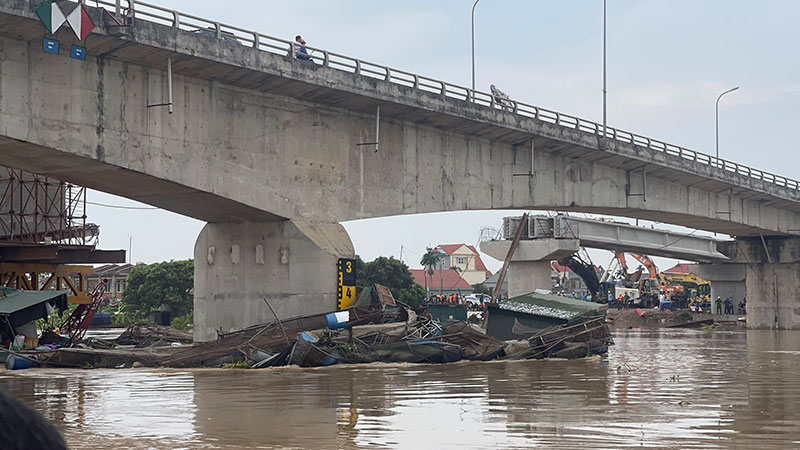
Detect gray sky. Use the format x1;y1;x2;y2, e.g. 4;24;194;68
87;0;800;274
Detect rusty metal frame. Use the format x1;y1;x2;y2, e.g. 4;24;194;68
0;168;92;245
0;263;93;304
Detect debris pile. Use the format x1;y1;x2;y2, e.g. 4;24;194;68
503;316;612;360
154;285;611;369
5;285;613;370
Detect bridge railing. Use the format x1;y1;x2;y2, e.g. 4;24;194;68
92;0;800;193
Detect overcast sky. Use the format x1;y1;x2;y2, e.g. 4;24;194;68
86;0;800;274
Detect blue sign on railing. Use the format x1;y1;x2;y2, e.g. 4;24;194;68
43;38;59;54
70;45;86;61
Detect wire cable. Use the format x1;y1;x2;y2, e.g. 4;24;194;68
86;201;158;210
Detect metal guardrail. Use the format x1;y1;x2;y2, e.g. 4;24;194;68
89;0;800;193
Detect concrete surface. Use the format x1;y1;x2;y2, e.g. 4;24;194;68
690;264;746;314
503;261;554;298
716;238;800;329
2;1;800;330
193;220;353;342
0;1;798;237
481;239;580;297
548;215;728;262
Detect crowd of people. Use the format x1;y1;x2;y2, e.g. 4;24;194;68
714;296;745;315
426;294;467;305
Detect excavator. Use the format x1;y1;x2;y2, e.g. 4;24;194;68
659;271;711;308
599;252;690;308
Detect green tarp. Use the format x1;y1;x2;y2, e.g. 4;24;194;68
0;287;69;329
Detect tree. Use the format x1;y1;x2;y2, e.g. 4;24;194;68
420;250;440;298
122;260;194;318
472;283;491;296
356;256;426;308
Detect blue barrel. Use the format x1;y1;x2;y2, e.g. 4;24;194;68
5;355;36;370
324;311;350;329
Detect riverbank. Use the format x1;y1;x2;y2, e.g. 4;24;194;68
607;308;745;329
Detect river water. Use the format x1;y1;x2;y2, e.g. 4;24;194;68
1;328;799;449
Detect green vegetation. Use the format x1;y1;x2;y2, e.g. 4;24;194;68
420;250;439;294
355;256;426;308
35;304;77;333
171;311;193;330
121;260;194;320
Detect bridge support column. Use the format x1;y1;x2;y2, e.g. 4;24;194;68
689;264;746;315
193;220;354;342
480;239;580;298
717;237;800;329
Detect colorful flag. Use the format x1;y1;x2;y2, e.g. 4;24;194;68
66;4;95;41
36;1;66;35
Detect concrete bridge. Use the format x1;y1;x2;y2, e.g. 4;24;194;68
480;214;730;299
1;0;799;337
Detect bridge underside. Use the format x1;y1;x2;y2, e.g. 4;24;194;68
0;137;280;223
1;1;799;237
515;215;729;262
2;1;800;332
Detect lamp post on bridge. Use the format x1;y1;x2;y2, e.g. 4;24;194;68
471;0;481;102
602;0;607;135
715;86;739;159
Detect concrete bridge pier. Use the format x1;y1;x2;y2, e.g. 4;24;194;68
717;238;800;329
193;220;354;342
480;239;580;298
689;264;746;315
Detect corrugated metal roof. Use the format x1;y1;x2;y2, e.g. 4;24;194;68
497;292;601;320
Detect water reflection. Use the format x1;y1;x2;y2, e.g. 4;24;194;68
1;329;800;448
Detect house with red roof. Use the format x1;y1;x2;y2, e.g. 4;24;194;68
410;269;473;296
432;244;493;285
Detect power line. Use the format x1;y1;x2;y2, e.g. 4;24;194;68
656;229;699;250
87;201;158;210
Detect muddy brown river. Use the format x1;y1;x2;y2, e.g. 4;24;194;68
1;328;799;449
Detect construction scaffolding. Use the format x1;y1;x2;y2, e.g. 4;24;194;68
0;168;124;305
0;168;97;245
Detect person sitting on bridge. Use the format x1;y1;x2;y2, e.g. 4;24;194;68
294;35;312;61
490;84;514;112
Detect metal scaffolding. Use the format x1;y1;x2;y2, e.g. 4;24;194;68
0;168;96;245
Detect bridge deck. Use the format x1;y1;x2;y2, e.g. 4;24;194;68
0;0;798;236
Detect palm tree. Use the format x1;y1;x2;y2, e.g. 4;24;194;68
420;249;439;299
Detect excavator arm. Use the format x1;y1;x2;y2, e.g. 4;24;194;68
628;253;659;279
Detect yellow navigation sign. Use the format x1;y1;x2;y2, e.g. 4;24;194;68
337;258;356;309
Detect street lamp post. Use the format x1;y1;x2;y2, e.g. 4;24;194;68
715;86;739;159
602;0;607;135
471;0;481;102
